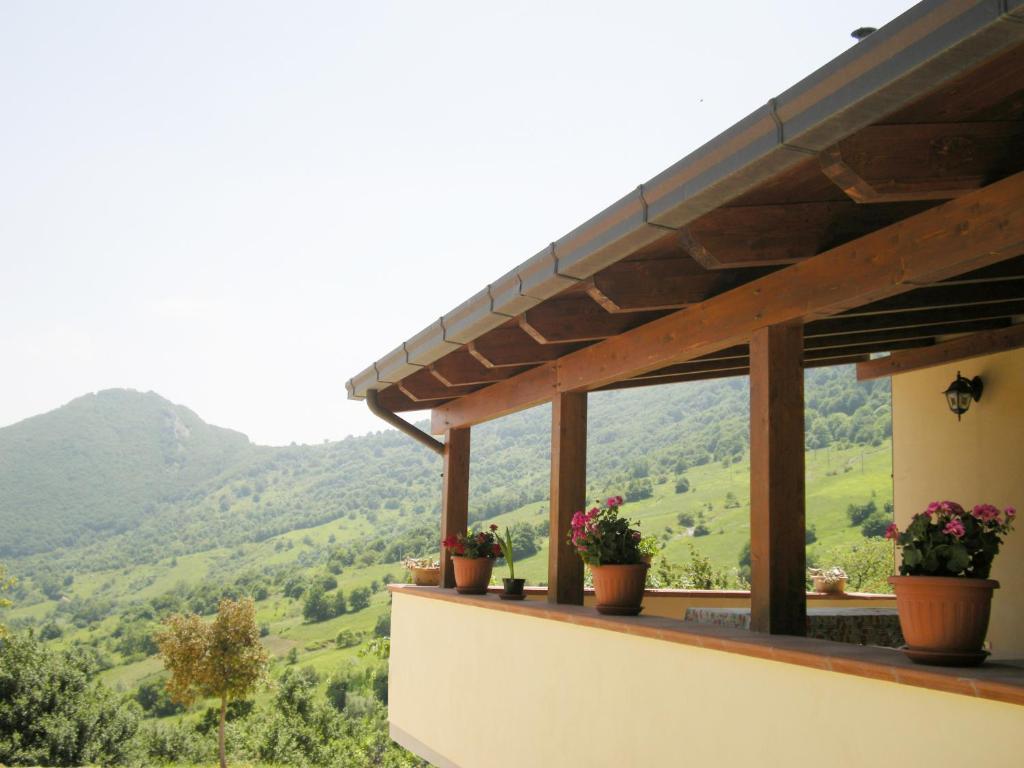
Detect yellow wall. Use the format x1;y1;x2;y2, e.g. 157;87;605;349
390;592;1024;768
893;347;1024;658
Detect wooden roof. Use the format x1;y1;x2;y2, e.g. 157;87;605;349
348;1;1024;429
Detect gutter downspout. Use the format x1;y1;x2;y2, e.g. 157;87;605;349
365;389;445;455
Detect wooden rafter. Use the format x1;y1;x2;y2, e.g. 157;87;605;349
582;256;746;311
820;122;1024;203
680;201;932;269
467;324;581;368
519;294;662;344
856;323;1024;381
429;349;530;387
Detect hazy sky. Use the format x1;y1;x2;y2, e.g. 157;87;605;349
1;1;918;445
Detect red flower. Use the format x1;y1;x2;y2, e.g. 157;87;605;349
491;543;501;557
489;523;498;532
454;543;465;555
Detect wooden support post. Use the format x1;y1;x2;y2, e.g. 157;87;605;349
440;427;470;589
549;392;587;605
749;322;806;635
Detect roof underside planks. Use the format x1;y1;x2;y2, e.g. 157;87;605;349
348;0;1024;430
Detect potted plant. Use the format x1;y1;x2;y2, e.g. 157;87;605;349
402;557;440;586
442;525;501;594
495;525;525;600
809;566;847;594
887;500;1015;666
568;496;648;615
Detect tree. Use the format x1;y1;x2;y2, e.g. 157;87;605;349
0;564;15;638
302;586;331;622
349;587;371;612
0;632;140;766
674;476;690;494
156;598;269;768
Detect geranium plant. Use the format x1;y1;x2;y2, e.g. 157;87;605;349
568;496;644;565
886;500;1015;578
442;524;501;559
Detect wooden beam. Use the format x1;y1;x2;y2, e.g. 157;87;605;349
820;122;1024;203
680;201;931;268
749;322;806;636
398;368;478;403
439;427;470;589
467;324;581;368
583;257;741;311
432;170;1024;432
857;323;1024;381
429;349;530;386
836;280;1024;318
519;294;663;344
376;384;450;413
597;353;871;392
549;392;586;605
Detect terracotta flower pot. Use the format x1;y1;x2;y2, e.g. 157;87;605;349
409;566;440;586
812;576;847;594
889;575;998;665
590;563;649;615
452;556;494;594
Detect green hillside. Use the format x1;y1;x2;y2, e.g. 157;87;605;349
0;390;251;556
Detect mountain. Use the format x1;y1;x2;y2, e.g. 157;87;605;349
0;390;251;556
0;367;890;572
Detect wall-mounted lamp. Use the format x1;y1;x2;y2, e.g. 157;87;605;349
943;371;983;421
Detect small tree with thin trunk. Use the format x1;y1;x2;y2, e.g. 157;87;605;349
156;598;268;768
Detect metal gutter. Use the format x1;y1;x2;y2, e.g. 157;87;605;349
348;0;1024;401
365;389;445;455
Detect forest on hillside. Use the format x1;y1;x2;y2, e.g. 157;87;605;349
1;366;890;583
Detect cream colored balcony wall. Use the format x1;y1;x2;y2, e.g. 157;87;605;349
389;592;1023;768
892;346;1024;658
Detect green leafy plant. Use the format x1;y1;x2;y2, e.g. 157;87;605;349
495;526;517;580
888;501;1015;578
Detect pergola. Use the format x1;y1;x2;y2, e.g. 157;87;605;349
349;0;1024;635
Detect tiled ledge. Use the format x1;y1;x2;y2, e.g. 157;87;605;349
389;584;1024;707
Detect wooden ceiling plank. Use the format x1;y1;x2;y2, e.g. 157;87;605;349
856;323;1024;381
467;325;581;368
399;369;479;403
519;293;663;344
680;200;934;269
582;257;744;312
428;348;530;386
820;122;1024;203
432;170;1024;432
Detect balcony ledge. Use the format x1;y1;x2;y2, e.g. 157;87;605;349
389;584;1024;707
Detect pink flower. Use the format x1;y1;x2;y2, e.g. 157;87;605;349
615;496;624;506
1006;507;1017;520
926;501;941;515
631;531;642;541
606;497;618;508
884;522;899;540
587;507;600;518
943;518;966;539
